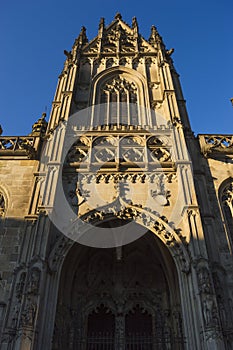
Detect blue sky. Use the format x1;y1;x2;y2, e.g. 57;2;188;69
0;0;232;136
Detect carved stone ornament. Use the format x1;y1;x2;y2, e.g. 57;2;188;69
15;272;26;300
21;299;37;327
200;135;233;157
0;192;6;217
27;268;40;295
197;266;219;328
103;75;137;94
0;137;37;158
150;147;171;162
75;201;190;272
222;181;233;215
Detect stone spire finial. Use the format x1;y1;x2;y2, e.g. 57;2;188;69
74;26;88;48
79;26;88;45
98;17;105;39
132;17;139;31
99;17;105;30
115;12;122;20
149;25;162;45
31;113;48;136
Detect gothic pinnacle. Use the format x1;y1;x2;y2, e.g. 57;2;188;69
132;17;138;31
115;12;122;20
149;25;163;45
74;26;88;48
98;17;105;38
31;113;47;135
99;17;105;30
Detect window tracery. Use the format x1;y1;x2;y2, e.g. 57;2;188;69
100;75;139;125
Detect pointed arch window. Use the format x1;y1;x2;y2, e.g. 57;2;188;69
99;75;139;126
0;193;6;217
87;305;115;349
125;305;153;348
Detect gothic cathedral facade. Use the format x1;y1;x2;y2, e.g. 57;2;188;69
0;14;233;350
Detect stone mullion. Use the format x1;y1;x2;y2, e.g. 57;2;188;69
117;91;120;126
126;90;130;125
106;91;110;125
144;135;149;171
137;91;142;126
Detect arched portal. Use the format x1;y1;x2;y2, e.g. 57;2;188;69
52;226;185;350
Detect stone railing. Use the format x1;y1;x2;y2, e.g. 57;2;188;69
0;136;41;159
198;134;233;157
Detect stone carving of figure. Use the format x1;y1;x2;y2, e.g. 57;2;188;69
11;303;20;328
202;294;215;326
197;267;219;327
16;272;26;300
198;267;211;294
27;269;40;295
21;299;37;327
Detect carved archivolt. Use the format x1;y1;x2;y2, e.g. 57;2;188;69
52;226;185;349
48;202;190;274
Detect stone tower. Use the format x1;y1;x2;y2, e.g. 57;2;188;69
0;14;233;350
